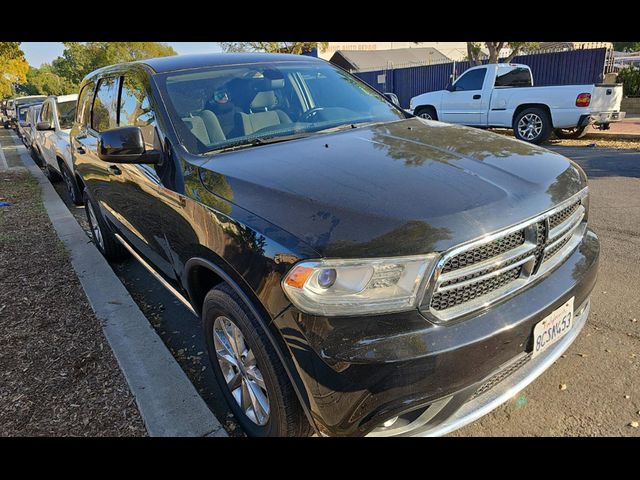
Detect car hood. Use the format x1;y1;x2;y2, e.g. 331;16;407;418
198;118;586;258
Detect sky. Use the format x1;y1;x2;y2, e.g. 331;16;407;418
21;42;223;67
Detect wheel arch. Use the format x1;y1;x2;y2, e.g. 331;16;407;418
184;256;318;435
513;103;554;128
414;104;438;119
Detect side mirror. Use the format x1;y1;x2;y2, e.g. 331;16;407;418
383;92;400;107
98;126;161;164
446;83;456;92
36;121;53;131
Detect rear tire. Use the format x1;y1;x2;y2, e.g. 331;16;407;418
203;283;313;437
43;165;62;182
60;162;83;206
513;107;552;144
554;126;588;139
414;106;438;121
84;190;128;261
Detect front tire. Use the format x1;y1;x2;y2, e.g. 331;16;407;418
414;106;438;121
554;126;588;139
203;284;313;437
513;108;552;144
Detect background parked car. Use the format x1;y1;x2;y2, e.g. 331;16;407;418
33;94;82;204
16;101;43;141
5;95;47;130
409;63;626;144
21;104;42;151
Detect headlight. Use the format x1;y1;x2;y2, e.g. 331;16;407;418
282;254;438;316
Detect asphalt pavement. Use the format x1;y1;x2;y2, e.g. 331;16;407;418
50;143;640;437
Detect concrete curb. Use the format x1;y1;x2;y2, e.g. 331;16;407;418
10;132;227;437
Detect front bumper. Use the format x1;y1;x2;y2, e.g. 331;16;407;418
579;111;626;126
410;296;590;436
273;230;600;437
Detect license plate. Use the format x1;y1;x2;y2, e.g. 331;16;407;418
532;297;574;358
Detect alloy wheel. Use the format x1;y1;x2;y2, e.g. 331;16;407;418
87;202;104;250
517;113;543;140
419;112;433;120
213;315;270;426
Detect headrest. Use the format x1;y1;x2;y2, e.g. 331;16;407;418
254;78;285;92
250;91;278;110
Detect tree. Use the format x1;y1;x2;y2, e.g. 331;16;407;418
0;42;29;98
21;65;77;96
613;42;640;53
219;42;328;55
51;42;177;86
466;42;540;65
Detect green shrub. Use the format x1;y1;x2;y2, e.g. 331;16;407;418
617;66;640;97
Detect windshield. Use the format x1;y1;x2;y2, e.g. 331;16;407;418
17;106;32;121
156;60;405;155
57;100;76;129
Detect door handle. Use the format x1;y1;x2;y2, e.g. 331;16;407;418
108;165;122;176
473;94;482;100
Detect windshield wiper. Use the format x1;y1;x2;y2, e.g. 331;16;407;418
205;132;313;155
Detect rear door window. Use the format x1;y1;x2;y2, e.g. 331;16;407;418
495;67;532;87
92;77;119;132
454;68;487;91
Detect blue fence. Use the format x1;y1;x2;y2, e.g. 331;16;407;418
353;48;609;108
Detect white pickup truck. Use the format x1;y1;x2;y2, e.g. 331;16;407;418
408;63;625;144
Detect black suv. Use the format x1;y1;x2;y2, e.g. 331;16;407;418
71;53;599;437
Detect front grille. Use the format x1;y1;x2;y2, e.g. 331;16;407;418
426;189;588;321
431;265;522;311
542;235;571;262
471;353;532;400
549;201;580;230
441;230;525;273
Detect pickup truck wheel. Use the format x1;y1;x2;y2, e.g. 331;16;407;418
203;284;313;437
84;191;128;261
414;106;437;121
554;126;588;139
513;108;551;144
60;162;83;206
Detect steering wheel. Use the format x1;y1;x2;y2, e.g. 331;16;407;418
300;107;326;122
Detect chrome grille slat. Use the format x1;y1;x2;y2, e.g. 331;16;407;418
426;189;588;321
549;205;585;241
437;255;534;292
439;242;536;287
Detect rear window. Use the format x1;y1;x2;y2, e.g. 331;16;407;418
495;67;532;87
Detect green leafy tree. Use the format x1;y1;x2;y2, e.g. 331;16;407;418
22;65;78;95
613;42;640;53
466;42;540;65
0;42;29;98
51;42;177;86
617;66;640;96
219;42;328;55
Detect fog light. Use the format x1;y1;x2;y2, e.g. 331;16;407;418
382;416;399;428
317;268;337;288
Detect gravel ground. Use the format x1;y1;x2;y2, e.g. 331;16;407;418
492;128;640;150
0;170;146;436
